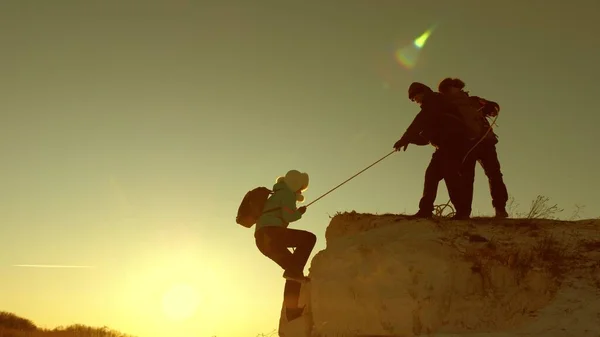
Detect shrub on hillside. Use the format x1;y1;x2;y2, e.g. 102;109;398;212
46;325;134;337
0;312;37;332
0;313;136;337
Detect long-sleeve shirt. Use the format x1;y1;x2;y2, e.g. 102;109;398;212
400;92;466;149
255;180;304;233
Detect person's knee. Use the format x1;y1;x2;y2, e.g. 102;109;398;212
484;167;503;181
308;232;317;245
303;231;317;248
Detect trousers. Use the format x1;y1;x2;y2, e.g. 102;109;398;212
255;226;317;309
433;144;471;216
418;140;508;215
461;140;509;211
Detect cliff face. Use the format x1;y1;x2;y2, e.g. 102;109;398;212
279;213;600;337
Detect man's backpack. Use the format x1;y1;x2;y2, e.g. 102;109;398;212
446;93;487;140
235;187;280;228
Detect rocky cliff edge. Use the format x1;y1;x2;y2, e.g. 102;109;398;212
279;212;600;337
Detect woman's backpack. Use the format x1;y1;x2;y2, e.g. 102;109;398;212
235;187;280;228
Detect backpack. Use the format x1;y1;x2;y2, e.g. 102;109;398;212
235;187;280;228
446;93;487;140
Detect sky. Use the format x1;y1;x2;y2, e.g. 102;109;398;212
1;1;599;336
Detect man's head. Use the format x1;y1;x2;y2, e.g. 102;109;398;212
438;77;466;94
408;82;432;105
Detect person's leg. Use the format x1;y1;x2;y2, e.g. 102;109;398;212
255;227;296;271
477;142;509;217
280;228;316;317
279;228;317;280
283;280;304;321
438;146;470;219
255;227;316;320
414;150;443;217
460;146;478;218
256;226;316;280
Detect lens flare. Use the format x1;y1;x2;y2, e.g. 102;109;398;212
413;29;433;48
395;24;437;69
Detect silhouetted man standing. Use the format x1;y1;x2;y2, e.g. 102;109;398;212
409;78;509;219
393;82;472;220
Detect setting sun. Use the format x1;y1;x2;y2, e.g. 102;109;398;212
162;283;200;321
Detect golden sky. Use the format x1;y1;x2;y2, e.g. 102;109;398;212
1;1;599;336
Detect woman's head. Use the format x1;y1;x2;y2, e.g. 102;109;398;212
276;170;309;202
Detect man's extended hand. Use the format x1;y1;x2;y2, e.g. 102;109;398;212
393;138;409;151
298;206;307;214
483;104;499;117
479;99;500;117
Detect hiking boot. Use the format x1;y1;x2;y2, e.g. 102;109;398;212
283;269;310;283
285;307;305;321
450;213;470;220
407;211;433;219
495;207;509;219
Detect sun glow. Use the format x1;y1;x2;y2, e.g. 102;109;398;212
113;228;249;337
162;283;201;321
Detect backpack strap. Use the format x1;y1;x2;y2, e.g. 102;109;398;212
262;207;281;214
261;188;281;214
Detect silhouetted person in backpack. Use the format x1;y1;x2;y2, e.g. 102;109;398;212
439;78;509;218
254;169;316;321
393;82;472;220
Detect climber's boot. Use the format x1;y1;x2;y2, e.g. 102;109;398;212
495;207;509;219
407;210;433;219
285;306;305;321
450;213;470;220
283;269;310;283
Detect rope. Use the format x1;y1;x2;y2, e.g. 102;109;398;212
302;105;498;211
434;200;455;218
461;114;499;165
305;149;397;208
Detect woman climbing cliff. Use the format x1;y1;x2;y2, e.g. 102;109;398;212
254;169;316;322
254;169;317;283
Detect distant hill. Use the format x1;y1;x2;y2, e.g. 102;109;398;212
0;311;135;337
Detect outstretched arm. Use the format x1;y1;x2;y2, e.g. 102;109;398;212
393;107;434;150
473;96;500;117
410;133;430;146
401;109;431;142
